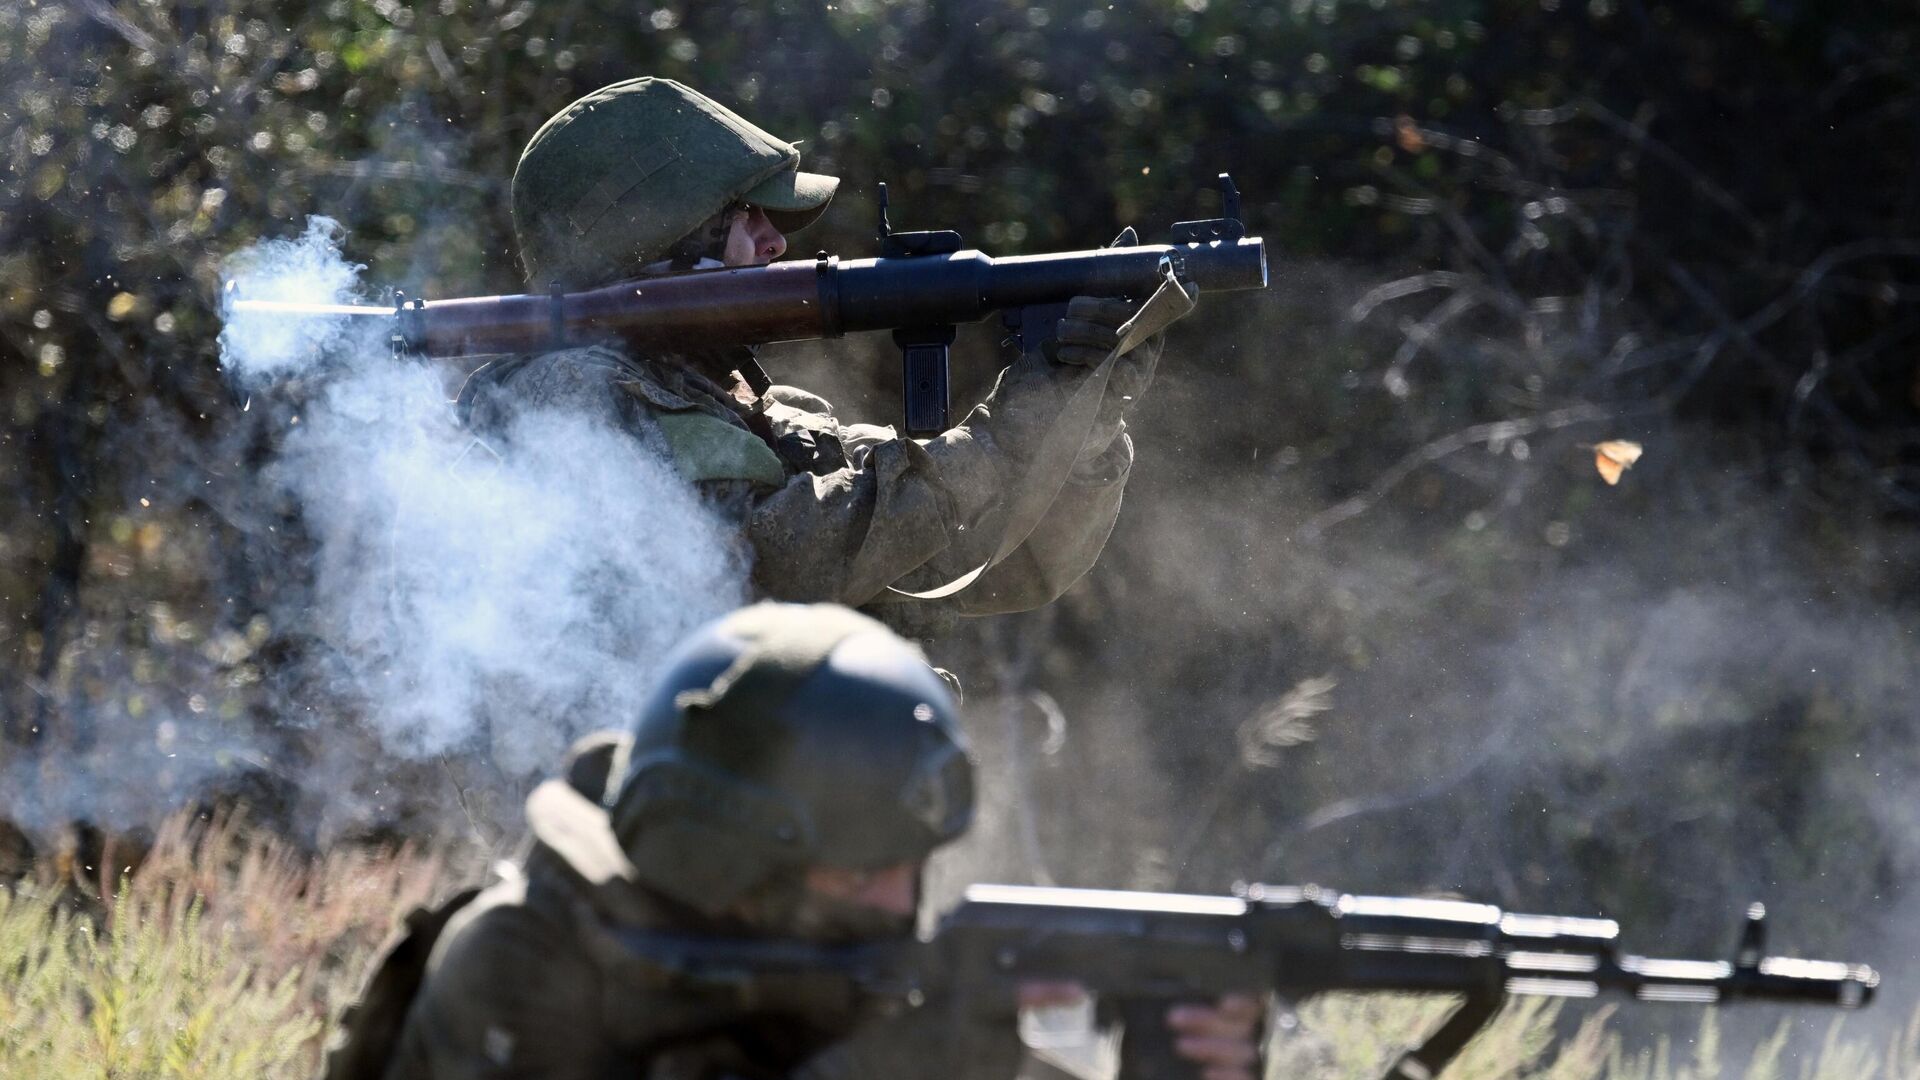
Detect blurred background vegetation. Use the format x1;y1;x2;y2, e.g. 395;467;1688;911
4;0;1919;1055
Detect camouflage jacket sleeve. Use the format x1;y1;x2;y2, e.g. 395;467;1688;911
944;430;1130;616
747;358;1132;614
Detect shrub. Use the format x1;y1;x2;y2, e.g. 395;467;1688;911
0;812;447;1077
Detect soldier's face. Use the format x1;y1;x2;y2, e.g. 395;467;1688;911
802;859;920;918
722;205;788;266
775;859;921;944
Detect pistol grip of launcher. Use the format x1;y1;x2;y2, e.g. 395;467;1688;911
894;325;955;437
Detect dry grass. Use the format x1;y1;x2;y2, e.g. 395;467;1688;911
0;814;1910;1078
0;811;447;1077
1275;994;1920;1080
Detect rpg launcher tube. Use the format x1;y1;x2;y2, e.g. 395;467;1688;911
226;237;1269;359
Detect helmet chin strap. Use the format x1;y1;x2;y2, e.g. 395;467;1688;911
666;200;746;271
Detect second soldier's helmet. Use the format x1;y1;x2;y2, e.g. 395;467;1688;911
606;603;973;917
512;77;839;289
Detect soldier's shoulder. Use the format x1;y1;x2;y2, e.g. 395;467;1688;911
457;344;640;429
505;344;645;401
431;875;556;970
615;371;788;487
424;877;604;1015
402;874;613;1072
644;410;787;487
463;347;787;487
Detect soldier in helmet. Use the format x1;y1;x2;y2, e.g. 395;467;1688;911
325;603;1259;1079
461;78;1180;640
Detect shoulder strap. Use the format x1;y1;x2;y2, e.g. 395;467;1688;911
319;885;486;1080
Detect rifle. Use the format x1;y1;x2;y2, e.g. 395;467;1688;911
601;882;1877;1080
226;175;1268;437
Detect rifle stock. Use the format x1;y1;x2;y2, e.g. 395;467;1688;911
608;883;1877;1080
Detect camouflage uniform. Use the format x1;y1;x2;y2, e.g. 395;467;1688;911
375;781;1017;1080
472;77;1168;639
376;781;840;1079
346;605;1021;1080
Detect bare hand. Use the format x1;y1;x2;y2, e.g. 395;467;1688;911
1012;985;1261;1080
1167;994;1263;1080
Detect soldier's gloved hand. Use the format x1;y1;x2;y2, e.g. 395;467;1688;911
1051;294;1165;467
1050;295;1157;368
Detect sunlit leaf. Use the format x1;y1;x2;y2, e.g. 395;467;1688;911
1592;440;1644;485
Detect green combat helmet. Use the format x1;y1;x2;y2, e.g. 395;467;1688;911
604;603;974;918
512;77;840;288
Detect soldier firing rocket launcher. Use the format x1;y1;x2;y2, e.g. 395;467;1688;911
601;882;1877;1080
227;175;1268;437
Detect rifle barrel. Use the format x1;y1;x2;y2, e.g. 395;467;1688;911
947;884;1878;1008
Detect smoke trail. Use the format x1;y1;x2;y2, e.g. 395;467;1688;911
218;218;745;819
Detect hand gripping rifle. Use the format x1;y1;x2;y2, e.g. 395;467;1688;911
226;175;1268;437
598;883;1877;1080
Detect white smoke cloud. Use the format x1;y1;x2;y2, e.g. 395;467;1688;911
219;218;745;807
218;216;367;382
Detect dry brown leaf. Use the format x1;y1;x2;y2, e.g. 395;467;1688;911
1240;675;1337;767
1592;439;1644;485
1395;115;1425;154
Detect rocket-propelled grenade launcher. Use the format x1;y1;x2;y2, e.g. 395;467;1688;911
605;884;1878;1080
228;175;1269;436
